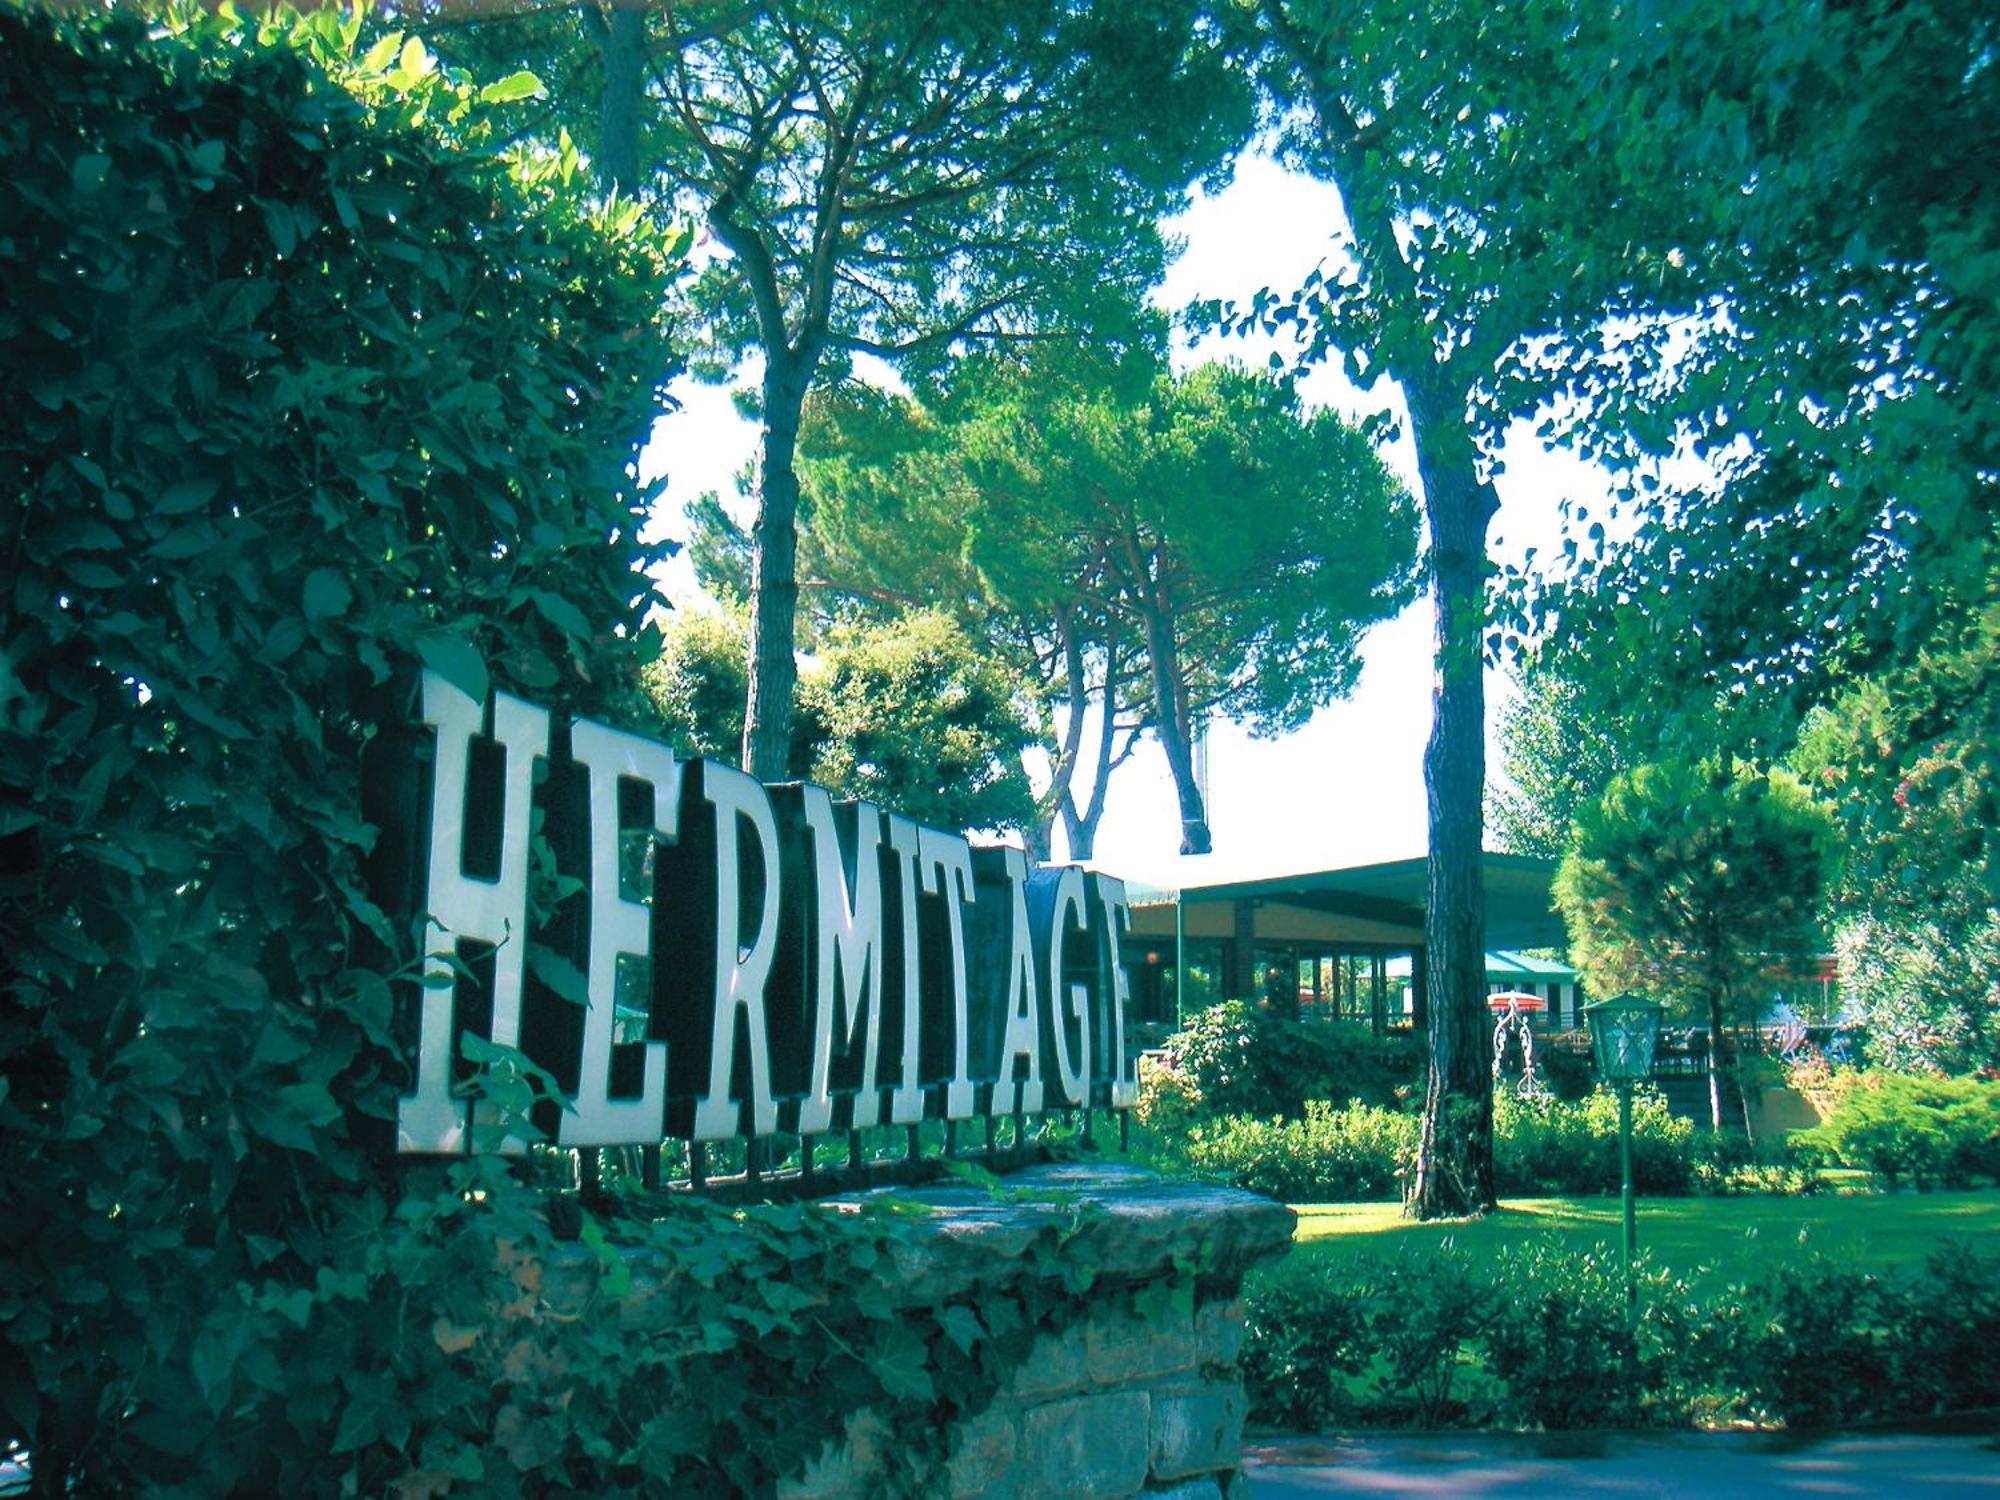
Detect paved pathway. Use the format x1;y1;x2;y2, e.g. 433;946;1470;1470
1243;1430;2000;1497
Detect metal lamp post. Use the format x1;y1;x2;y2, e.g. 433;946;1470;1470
1583;993;1664;1314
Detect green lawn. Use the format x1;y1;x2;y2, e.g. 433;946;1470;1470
1289;1189;2000;1274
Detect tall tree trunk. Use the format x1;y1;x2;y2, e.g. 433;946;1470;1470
1405;365;1500;1220
1064;799;1097;862
1140;602;1211;855
1026;815;1055;863
1704;976;1757;1142
1065;643;1129;863
1035;611;1091;862
1253;0;1495;1211
742;356;807;779
594;2;646;194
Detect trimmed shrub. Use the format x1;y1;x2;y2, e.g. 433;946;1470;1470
1165;1082;1825;1203
1238;1255;1373;1431
1243;1240;2000;1433
1493;1087;1698;1197
1361;1246;1499;1427
1183;1100;1417;1201
1688;1258;1903;1428
1888;1241;2000;1414
1480;1243;1653;1429
1241;1244;1495;1430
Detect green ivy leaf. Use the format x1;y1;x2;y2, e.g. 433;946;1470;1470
303;566;353;620
414;630;488;705
869;1322;935;1403
71;153;110;194
936;1304;985;1355
630;1407;707;1466
332;1379;408;1454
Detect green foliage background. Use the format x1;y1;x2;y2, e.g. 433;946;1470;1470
1136;1001;1424;1130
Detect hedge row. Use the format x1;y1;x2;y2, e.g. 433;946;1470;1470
1137;1001;1423;1130
1175;1088;1753;1202
1244;1239;2000;1431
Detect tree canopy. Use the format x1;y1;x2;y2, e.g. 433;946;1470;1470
1487;662;1639;863
1235;0;1706;1216
1521;0;1996;830
1501;0;1996;1085
767;354;1418;855
433;0;1255;777
643;605;1038;836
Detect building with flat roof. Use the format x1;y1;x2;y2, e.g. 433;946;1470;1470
1119;853;1572;1033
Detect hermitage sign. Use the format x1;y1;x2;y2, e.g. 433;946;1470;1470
388;670;1138;1155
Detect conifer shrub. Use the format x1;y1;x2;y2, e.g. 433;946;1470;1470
1792;1071;2000;1188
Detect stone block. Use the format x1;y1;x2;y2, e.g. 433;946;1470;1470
1148;1382;1246;1481
1195;1296;1246;1366
1022;1391;1150;1499
1222;1468;1255;1500
1007;1330;1091;1400
948;1405;1020;1499
842;1165;1297;1303
1086;1302;1197;1386
1148;1481;1225;1500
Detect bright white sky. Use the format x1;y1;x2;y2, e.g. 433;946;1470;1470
639;153;1617;888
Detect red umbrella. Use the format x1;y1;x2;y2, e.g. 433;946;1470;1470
1486;990;1547;1012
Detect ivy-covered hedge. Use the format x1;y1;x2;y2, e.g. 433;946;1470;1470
0;6;711;1488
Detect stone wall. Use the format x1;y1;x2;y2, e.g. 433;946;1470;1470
778;1163;1294;1500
